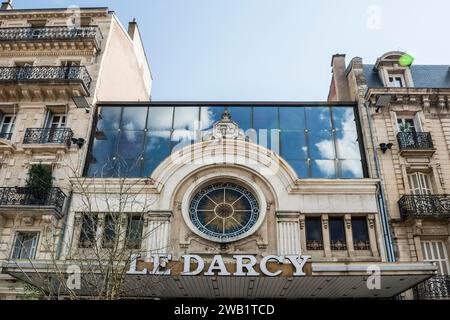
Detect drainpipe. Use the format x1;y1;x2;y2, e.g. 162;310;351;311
364;102;396;262
55;190;73;260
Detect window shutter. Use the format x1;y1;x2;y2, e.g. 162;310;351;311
408;173;421;195
29;233;39;259
413;113;423;133
418;173;432;195
11;233;23;259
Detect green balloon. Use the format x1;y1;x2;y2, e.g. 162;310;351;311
399;53;414;67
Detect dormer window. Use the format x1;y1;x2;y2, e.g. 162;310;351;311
374;52;415;88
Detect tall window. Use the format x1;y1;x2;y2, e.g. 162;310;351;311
126;216;144;249
102;214;118;248
421;241;449;276
397;118;416;133
11;232;39;259
408;172;433;195
388;75;405;88
305;218;323;250
0;114;15;140
79;214;98;248
45;112;67;143
351;217;370;250
329;218;347;251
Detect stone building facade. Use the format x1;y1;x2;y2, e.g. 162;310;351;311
0;3;151;299
329;51;450;299
0;3;440;300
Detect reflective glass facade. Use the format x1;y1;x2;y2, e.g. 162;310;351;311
86;104;366;179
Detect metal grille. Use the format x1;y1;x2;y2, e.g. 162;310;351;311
306;240;324;251
0;187;66;214
398;195;450;219
397;132;434;150
353;240;371;250
413;276;450;300
330;240;347;251
0;26;102;48
23;128;74;146
0;66;92;90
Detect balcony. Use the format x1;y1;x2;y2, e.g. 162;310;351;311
413;276;450;300
0;187;67;218
0;26;103;52
23;128;73;146
397;132;435;157
398;195;450;219
0;66;92;100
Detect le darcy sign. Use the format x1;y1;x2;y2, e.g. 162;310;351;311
127;254;311;277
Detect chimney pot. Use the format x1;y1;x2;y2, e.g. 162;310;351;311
0;0;13;10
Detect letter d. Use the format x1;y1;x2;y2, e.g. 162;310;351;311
181;255;205;276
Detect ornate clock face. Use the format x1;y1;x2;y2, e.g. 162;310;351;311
189;183;260;242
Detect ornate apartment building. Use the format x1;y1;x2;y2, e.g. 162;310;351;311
0;2;151;299
329;51;450;299
0;3;443;301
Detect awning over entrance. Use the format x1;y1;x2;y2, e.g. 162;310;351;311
2;261;436;299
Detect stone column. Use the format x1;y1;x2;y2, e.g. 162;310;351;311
275;211;301;255
322;214;332;257
344;214;355;257
367;214;380;257
144;211;172;256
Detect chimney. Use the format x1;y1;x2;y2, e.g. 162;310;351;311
0;0;13;10
128;18;137;40
330;54;351;102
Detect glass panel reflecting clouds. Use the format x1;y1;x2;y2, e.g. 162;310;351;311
87;105;365;179
147;107;173;130
121;107;147;131
309;130;335;160
306;107;332;130
173;107;199;130
253;107;278;130
97;107;121;131
281;131;307;159
280;107;305;130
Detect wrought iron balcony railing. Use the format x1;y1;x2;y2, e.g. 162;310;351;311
23;128;74;146
0;132;12;140
0;187;67;214
398;195;450;219
397;132;434;151
306;240;324;251
0;26;103;48
0;66;92;90
413;276;450;300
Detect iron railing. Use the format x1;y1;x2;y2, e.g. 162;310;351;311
306;240;324;251
0;187;66;214
398;195;450;219
397;132;434;151
353;240;371;251
330;240;347;251
23;128;74;146
0;132;12;140
0;26;103;48
0;66;92;90
413;276;450;300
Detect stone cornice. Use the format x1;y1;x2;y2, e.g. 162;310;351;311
69;177;159;194
0;8;109;20
291;178;380;194
365;87;450;101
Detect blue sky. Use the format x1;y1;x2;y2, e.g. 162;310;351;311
13;0;450;101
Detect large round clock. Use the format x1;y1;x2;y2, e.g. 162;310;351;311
189;182;260;242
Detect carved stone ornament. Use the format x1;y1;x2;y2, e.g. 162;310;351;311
203;109;247;141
